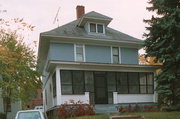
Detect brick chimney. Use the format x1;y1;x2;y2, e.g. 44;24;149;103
76;5;85;19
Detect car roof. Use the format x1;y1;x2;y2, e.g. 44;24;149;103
17;110;42;113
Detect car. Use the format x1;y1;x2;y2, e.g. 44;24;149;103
34;106;44;112
15;110;47;119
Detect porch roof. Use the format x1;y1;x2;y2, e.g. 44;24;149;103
46;60;160;73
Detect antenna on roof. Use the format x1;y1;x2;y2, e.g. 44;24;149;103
53;7;60;27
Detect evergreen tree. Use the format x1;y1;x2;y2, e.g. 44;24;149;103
144;0;180;108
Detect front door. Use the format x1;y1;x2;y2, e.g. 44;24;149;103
94;72;108;104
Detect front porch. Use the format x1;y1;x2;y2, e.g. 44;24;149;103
44;61;159;112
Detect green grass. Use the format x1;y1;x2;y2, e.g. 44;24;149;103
124;112;180;119
67;112;180;119
67;114;108;119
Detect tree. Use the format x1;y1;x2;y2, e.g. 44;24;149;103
139;55;162;65
0;18;41;117
144;0;180;109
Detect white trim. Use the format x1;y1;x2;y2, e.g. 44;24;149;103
49;60;160;69
74;44;76;61
56;67;62;105
88;22;105;34
119;47;121;64
111;46;121;64
83;45;86;62
110;46;113;63
78;16;112;26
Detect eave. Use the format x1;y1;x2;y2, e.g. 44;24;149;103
46;60;160;73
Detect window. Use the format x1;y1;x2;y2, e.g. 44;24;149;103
75;44;85;62
147;73;154;93
61;70;84;94
52;72;56;97
89;23;104;34
85;71;95;104
3;98;11;112
97;24;103;33
139;73;147;93
128;73;140;94
107;72;117;104
61;71;72;94
117;72;128;94
112;47;120;64
90;23;96;32
116;72;154;94
72;71;84;94
17;111;41;119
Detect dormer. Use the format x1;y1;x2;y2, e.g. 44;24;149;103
76;6;112;35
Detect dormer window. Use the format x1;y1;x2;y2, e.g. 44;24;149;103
89;23;105;34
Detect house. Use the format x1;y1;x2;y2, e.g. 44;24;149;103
0;96;21;119
38;6;158;114
27;89;43;109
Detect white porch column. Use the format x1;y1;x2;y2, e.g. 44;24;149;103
153;72;158;103
56;67;62;105
154;79;158;103
85;92;90;104
113;92;118;104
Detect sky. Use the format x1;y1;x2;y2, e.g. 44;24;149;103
0;0;153;54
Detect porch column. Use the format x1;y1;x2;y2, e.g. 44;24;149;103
113;92;118;104
56;67;62;105
85;92;90;104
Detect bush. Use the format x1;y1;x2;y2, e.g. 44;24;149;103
161;104;180;112
0;113;6;119
56;100;95;119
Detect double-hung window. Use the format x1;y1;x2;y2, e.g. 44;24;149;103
89;23;104;34
112;47;120;64
75;44;85;62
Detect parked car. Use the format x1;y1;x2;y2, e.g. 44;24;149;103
15;110;47;119
34;106;44;112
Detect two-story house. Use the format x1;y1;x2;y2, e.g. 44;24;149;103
38;6;158;113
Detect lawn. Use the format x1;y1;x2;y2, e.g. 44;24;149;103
67;112;180;119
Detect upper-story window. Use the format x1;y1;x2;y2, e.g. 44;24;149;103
89;23;105;34
75;44;85;62
112;47;120;64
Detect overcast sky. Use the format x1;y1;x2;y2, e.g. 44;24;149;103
1;0;153;54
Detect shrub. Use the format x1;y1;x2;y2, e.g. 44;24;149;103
161;104;180;112
0;113;6;119
56;100;95;119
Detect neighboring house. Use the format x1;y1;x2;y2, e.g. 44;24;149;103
38;6;159;113
0;96;21;119
27;89;43;109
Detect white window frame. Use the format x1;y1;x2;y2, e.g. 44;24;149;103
74;44;85;62
111;46;121;64
88;22;105;34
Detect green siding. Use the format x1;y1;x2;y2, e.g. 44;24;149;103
85;45;111;63
121;48;138;64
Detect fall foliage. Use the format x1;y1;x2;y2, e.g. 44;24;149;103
0;18;41;116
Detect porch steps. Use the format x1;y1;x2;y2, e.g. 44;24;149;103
94;104;119;114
